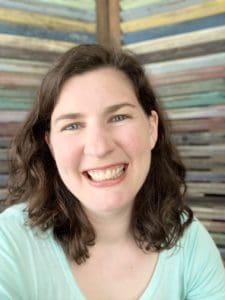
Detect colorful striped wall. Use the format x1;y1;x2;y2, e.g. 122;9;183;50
122;0;225;260
0;0;96;206
0;0;224;260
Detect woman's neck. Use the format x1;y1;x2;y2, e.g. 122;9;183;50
85;205;133;246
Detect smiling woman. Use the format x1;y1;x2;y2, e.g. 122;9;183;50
0;44;225;300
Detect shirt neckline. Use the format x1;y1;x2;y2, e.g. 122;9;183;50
52;237;166;300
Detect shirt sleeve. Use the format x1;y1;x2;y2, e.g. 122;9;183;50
184;219;225;300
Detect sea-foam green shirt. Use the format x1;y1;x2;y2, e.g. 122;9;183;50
0;203;225;300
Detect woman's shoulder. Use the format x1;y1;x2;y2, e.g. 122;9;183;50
0;203;28;228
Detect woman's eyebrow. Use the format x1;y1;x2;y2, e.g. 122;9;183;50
53;103;136;124
104;102;136;114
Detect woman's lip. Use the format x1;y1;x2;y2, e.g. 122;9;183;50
83;163;128;173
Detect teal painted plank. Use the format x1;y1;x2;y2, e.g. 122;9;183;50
155;80;225;97
0;88;35;99
163;92;225;109
0;99;32;110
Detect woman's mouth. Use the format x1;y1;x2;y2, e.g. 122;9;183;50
84;164;127;182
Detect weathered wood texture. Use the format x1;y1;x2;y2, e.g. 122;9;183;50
121;0;225;257
0;0;224;258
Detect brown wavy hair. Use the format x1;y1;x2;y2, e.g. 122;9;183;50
7;44;193;264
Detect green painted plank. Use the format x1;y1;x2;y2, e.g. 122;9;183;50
163;92;225;109
145;52;225;74
155;80;225;97
121;0;181;10
0;88;35;99
0;100;32;110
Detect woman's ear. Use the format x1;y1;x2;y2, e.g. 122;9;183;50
148;110;158;150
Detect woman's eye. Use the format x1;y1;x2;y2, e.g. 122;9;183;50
62;123;82;131
111;114;129;122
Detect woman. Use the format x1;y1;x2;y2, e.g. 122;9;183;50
0;44;224;300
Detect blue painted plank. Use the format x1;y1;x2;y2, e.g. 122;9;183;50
0;23;96;44
0;0;96;22
122;12;225;44
121;0;209;21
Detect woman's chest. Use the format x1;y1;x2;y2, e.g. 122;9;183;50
70;250;159;300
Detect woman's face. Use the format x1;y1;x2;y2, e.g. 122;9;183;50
47;67;158;216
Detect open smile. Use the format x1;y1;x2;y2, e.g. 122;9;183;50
83;164;128;184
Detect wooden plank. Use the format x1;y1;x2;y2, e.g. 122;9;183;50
121;0;216;20
96;0;109;46
162;92;225;109
120;0;178;10
187;182;225;195
0;149;7;160
35;0;95;10
0;87;35;99
0;72;42;87
155;79;225;97
0;188;7;201
167;105;225;120
0;123;21;136
178;145;225;157
191;205;225;220
0;137;11;148
186;171;225;182
0;7;96;32
172;131;225;145
0;0;96;22
124;25;225;54
151;67;225;86
0;34;75;53
138;40;225;64
122;13;225;44
121;0;225;32
108;0;121;48
0;112;27;123
0;46;60;63
144;52;225;75
183;157;225;171
0;160;8;173
170;118;225;132
0;99;32;110
0;58;49;74
0;22;96;44
202;220;225;233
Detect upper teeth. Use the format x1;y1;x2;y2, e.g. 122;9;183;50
87;165;125;181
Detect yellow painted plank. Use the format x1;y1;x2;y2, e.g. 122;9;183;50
0;34;76;53
0;7;96;32
123;25;225;54
121;0;225;32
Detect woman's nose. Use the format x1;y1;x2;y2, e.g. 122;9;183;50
83;126;114;158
